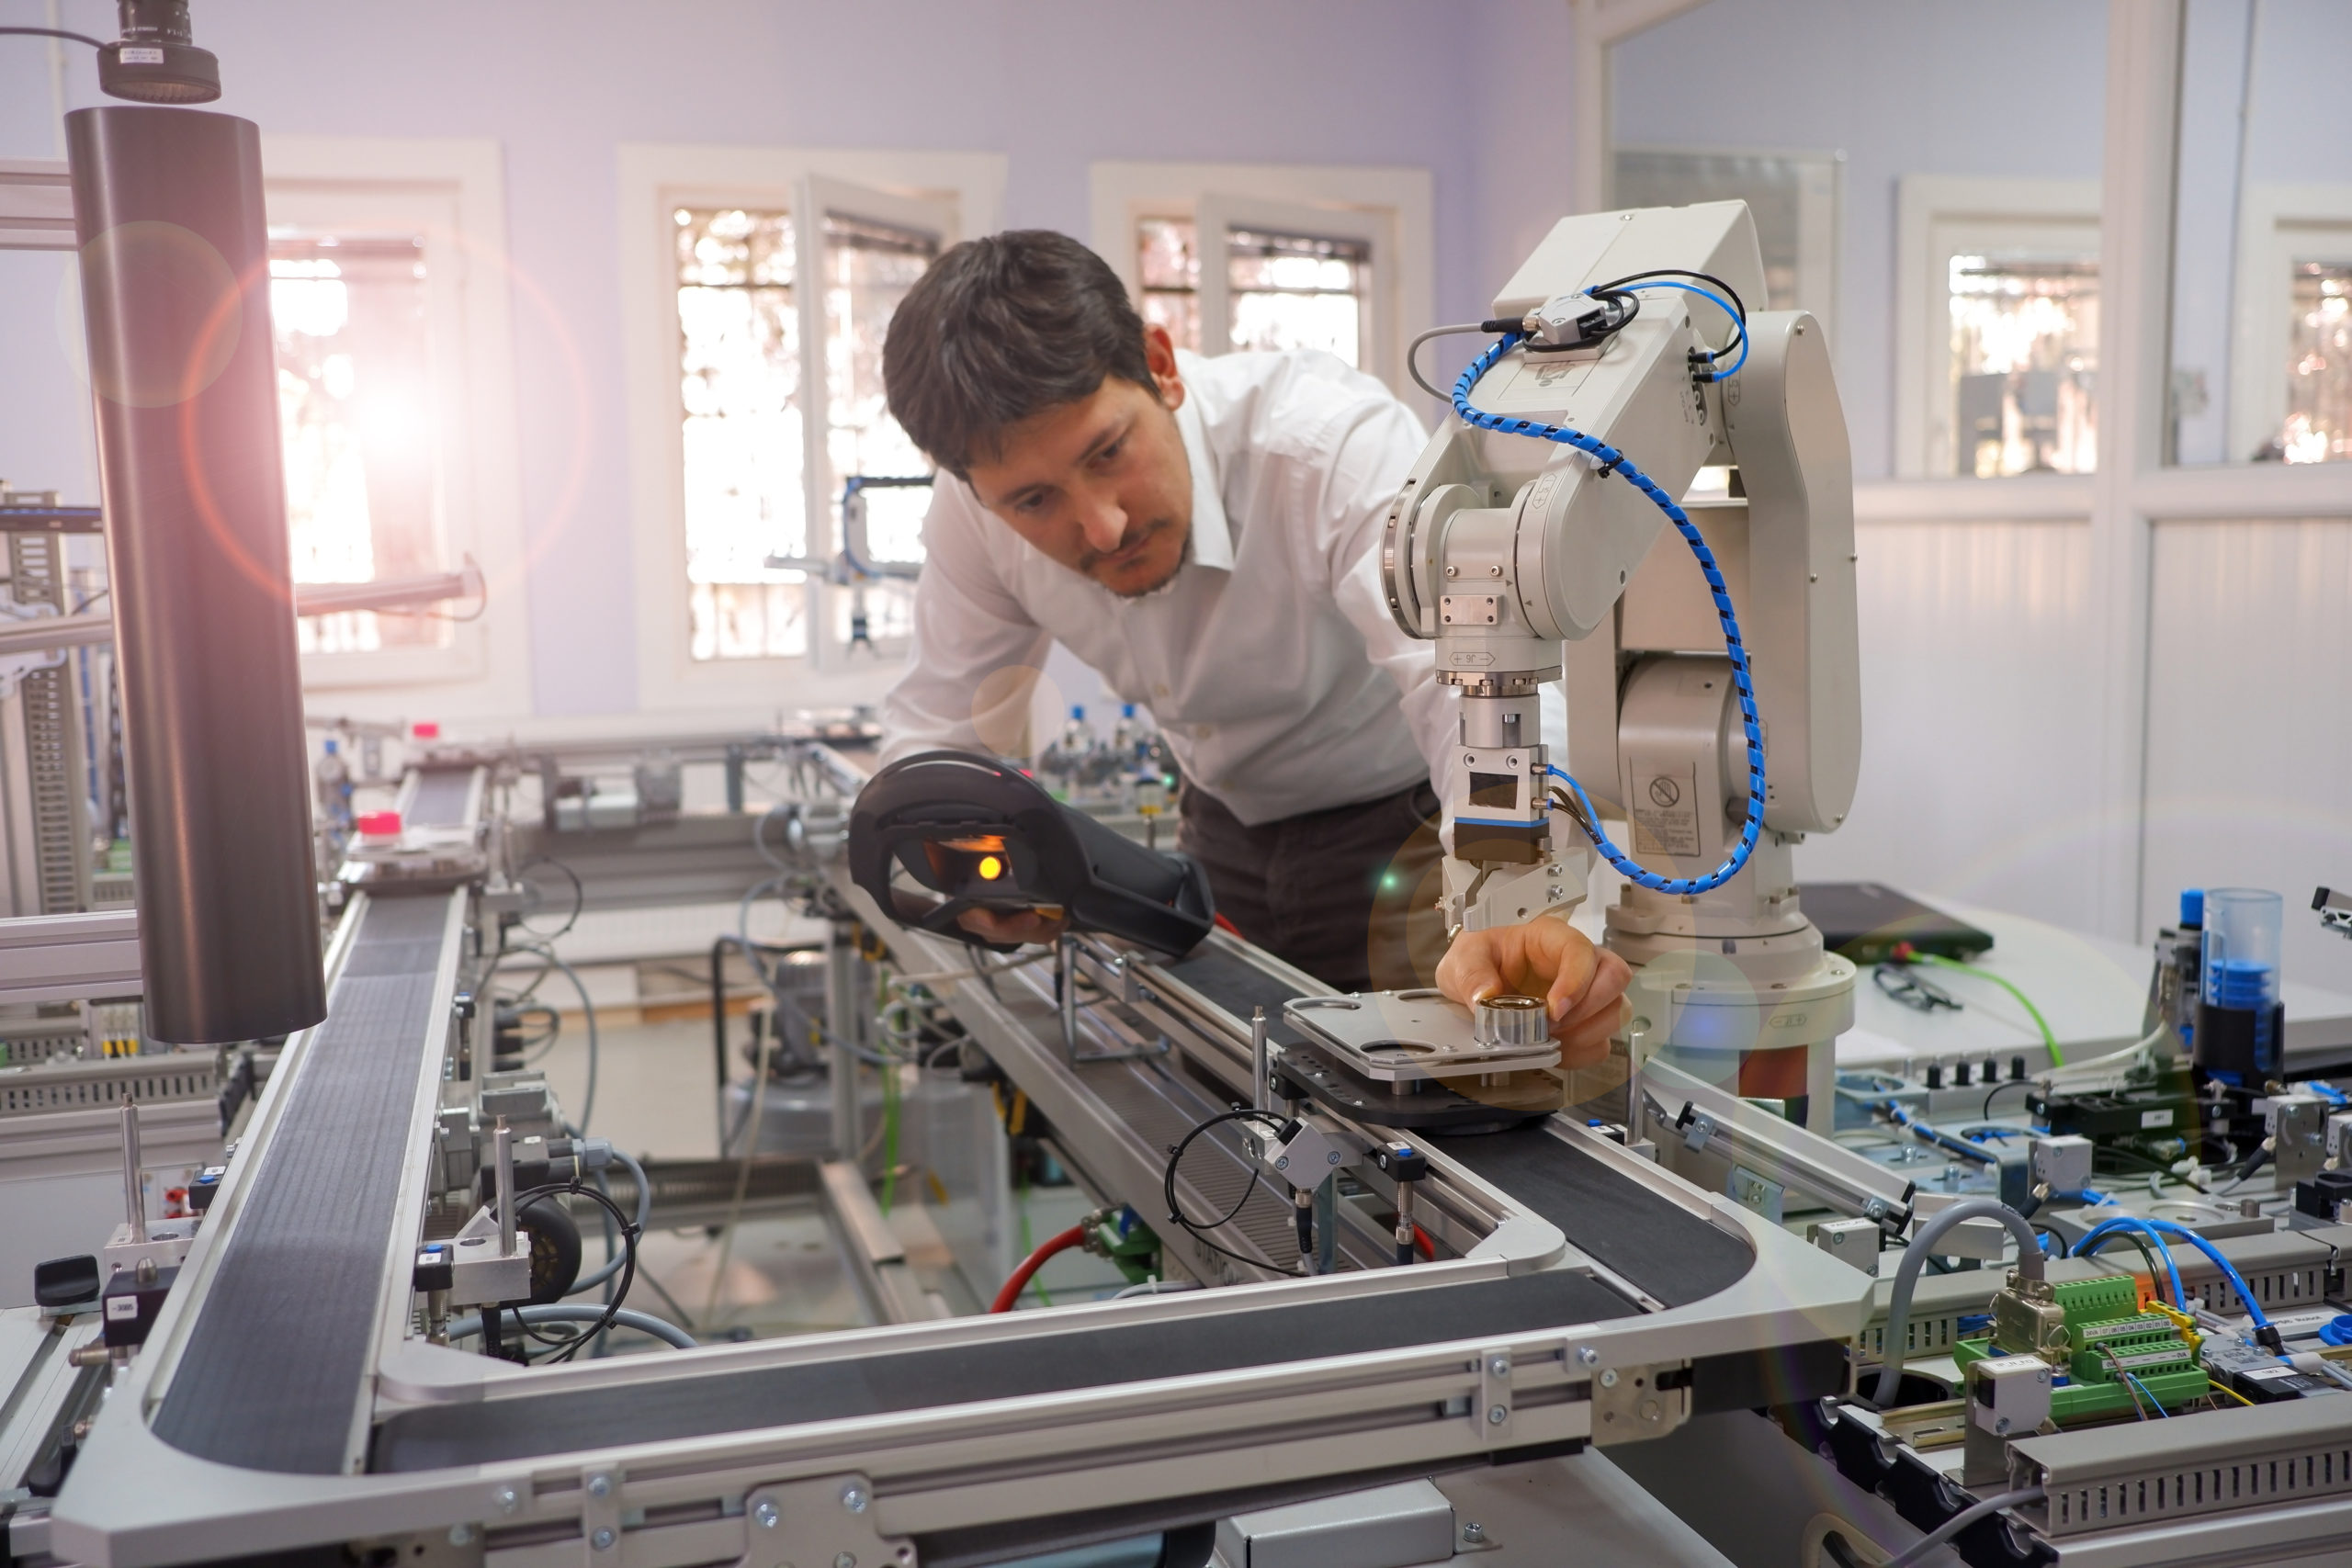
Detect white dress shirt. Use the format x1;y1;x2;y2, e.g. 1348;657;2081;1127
879;349;1453;827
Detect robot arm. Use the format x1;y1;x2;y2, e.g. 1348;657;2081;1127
1383;201;1859;949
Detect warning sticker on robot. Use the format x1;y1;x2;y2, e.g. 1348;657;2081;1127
1630;768;1701;857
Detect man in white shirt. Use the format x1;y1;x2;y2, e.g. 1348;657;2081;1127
876;231;1627;1063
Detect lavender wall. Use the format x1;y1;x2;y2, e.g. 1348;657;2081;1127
1614;0;2109;481
0;0;1575;719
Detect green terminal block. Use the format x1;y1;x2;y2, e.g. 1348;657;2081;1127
1090;1208;1165;1286
1957;1273;2210;1422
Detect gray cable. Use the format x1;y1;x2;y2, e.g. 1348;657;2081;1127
1872;1199;2044;1407
1878;1486;2045;1568
1407;322;1498;401
522;941;600;1134
448;1303;695;1351
567;1148;652;1297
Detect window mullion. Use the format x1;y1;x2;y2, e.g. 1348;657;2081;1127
2086;0;2187;943
793;192;836;671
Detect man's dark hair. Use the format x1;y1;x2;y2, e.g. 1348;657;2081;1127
884;230;1156;478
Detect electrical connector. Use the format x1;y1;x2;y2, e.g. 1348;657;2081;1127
1516;292;1635;351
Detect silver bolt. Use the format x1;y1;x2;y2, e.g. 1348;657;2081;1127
1327;1150;1341;1165
1463;1521;1487;1545
1576;1346;1600;1367
841;1484;869;1515
1487;1355;1510;1378
448;1526;474;1547
753;1499;780;1529
1996;1416;2011;1434
586;1473;613;1499
835;1556;857;1568
591;1529;616;1552
1599;1368;1619;1388
1487;1404;1508;1425
493;1486;520;1515
1274;1156;1289;1169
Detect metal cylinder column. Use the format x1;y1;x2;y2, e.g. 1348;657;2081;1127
65;106;326;1043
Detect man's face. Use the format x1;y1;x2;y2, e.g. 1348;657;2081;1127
963;325;1193;598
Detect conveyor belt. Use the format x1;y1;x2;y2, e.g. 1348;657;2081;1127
407;766;475;828
1156;947;1758;1307
1431;1125;1754;1308
150;893;458;1474
1159;945;1316;1047
1075;1057;1299;1264
371;1266;1644;1472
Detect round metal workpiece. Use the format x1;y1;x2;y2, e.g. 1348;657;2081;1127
1473;993;1549;1050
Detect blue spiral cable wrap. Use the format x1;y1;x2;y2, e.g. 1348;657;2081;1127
1451;332;1765;896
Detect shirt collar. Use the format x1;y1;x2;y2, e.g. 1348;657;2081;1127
1174;367;1234;573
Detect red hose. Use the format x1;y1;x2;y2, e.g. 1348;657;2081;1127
989;1224;1088;1313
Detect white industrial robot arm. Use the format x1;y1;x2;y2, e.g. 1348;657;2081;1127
1383;202;1862;1124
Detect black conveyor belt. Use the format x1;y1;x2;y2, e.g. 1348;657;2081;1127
151;894;457;1474
407;765;475;829
372;1267;1642;1472
1159;945;1316;1047
1432;1125;1754;1308
1160;948;1758;1308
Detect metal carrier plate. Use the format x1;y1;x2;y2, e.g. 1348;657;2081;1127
1284;991;1561;1082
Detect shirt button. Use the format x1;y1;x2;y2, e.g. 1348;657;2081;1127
1194;724;1213;739
1155;684;1170;698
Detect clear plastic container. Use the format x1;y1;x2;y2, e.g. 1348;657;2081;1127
2201;886;2282;1013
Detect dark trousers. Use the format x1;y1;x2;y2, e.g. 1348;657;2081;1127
1178;779;1447;995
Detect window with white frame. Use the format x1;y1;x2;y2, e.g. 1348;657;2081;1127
2283;261;2352;463
674;205;808;661
622;148;1001;709
1136;215;1375;367
269;231;445;656
1947;253;2100;478
1092;163;1432;400
2224;191;2352;465
671;203;944;662
257;161;525;703
1895;176;2101;479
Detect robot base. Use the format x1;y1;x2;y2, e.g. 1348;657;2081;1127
1618;942;1856;1135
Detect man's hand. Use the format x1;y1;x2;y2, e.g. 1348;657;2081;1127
956;906;1068;946
1437;917;1632;1070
